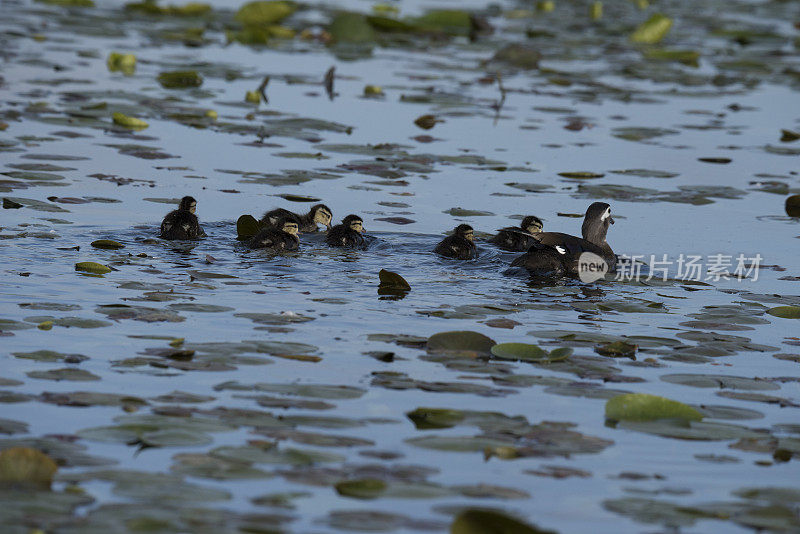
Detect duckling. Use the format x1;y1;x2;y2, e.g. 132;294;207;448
326;214;365;247
160;196;205;240
248;218;300;251
261;204;332;233
490;215;543;251
511;202;615;276
434;224;477;260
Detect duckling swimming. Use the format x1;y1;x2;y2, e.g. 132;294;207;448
511;202;615;276
434;224;477;260
326;214;365;247
261;204;332;233
160;196;205;240
248;218;300;251
490;215;543;251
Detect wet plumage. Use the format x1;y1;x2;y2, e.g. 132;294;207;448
490;215;543;252
326;214;365;248
434;224;477;260
511;202;615;276
261;204;332;233
160;196;205;240
248;218;300;251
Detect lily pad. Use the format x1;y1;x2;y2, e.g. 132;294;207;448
27;368;100;382
111;112;148;130
157;70;203;89
235;1;294;25
75;261;112;274
595;341;638;359
335;478;388;499
766;306;800;319
490;343;571;363
0;447;58;489
605;393;703;423
427;331;496;356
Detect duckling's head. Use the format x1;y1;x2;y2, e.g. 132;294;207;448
279;218;299;236
341;214;364;234
179;196;197;214
520;215;543;234
311;204;333;229
454;224;474;242
582;202;613;244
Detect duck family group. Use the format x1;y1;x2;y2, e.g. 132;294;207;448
159;197;617;277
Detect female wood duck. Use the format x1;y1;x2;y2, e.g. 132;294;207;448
248;218;300;251
326;214;365;247
490;215;543;251
511;202;615;276
434;224;477;260
160;196;205;240
261;204;332;233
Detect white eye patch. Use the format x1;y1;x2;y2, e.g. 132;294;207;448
555;246;567;255
601;208;611;221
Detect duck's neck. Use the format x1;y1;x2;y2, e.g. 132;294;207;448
582;222;607;247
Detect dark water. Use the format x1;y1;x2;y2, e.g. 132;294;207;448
1;0;799;531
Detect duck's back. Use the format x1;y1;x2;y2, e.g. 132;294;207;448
262;208;299;227
160;210;203;240
434;235;476;260
326;225;364;247
249;228;298;250
490;227;538;252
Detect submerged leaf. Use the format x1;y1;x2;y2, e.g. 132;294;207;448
406;407;465;430
595;341;638;359
605;393;703;422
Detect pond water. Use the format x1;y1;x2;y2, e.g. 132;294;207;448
1;0;799;531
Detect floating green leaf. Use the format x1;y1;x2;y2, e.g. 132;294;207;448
491;343;546;361
75;261;112;274
157;70;203;89
111;113;148;130
235;1;294;25
643;48;700;66
406;407;465;430
0;447;58;489
491;44;541;70
335;478;387;499
329;12;377;44
107;52;136;74
427;331;496;356
605;393;703;422
767;306;800;319
631;14;673;44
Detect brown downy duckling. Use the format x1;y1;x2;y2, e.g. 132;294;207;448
434;224;477;260
160;196;205;240
490;215;543;251
511;202;615;276
326;214;365;247
261;204;332;233
248;218;300;251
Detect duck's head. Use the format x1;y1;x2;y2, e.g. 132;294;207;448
341;214;364;234
520;215;543;234
278;218;299;236
582;202;613;244
179;196;197;214
311;204;333;229
454;224;474;242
